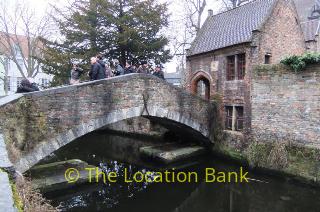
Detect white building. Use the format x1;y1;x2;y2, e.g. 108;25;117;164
0;34;52;96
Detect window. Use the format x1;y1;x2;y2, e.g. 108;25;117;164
14;44;22;58
17;58;24;68
16;77;24;89
227;56;235;81
237;54;246;80
226;54;246;81
41;78;49;88
4;58;10;70
7;76;11;91
225;105;244;132
225;106;233;130
235;106;244;131
265;54;271;64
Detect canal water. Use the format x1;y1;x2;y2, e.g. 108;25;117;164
38;131;320;212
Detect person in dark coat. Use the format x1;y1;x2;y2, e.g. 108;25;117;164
137;61;149;74
153;64;165;79
124;61;134;74
89;57;105;80
16;78;39;93
113;59;124;76
96;54;106;70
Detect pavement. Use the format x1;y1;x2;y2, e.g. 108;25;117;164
0;132;17;212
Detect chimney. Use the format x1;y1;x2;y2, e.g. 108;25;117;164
208;9;213;17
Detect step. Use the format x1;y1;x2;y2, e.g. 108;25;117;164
139;143;206;164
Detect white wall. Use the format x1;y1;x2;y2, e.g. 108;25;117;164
0;58;52;96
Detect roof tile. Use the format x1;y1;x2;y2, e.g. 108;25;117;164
188;0;277;56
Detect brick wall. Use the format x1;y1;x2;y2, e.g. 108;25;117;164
252;0;306;65
251;65;320;147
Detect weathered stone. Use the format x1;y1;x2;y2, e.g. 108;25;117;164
0;134;13;168
0;74;217;173
0;171;17;212
30;159;99;193
140;144;206;164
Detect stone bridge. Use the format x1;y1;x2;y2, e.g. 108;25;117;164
0;74;218;173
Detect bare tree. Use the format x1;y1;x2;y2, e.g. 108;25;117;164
0;56;9;94
184;0;207;35
0;0;52;85
220;0;252;10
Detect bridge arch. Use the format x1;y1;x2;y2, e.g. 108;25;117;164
0;74;217;173
15;106;210;173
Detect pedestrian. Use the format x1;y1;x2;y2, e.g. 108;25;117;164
137;61;149;74
16;78;39;93
113;59;124;76
96;54;106;70
89;57;105;81
105;61;113;78
131;64;137;73
153;64;165;79
70;63;83;85
124;61;134;74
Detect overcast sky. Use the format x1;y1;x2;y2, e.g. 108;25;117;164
5;0;223;72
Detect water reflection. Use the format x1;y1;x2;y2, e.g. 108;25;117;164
41;132;320;212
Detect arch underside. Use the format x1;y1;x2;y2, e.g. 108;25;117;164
15;106;211;173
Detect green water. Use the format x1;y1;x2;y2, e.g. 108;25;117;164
41;132;320;212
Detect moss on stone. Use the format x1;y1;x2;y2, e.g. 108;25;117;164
253;64;289;74
10;180;24;212
212;144;247;163
212;139;320;186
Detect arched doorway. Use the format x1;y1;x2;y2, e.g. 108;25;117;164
196;77;210;99
191;72;211;100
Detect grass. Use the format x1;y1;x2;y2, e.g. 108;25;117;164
12;176;58;212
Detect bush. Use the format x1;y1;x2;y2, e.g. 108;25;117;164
281;52;320;72
15;176;57;212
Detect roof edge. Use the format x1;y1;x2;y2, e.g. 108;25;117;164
187;42;252;59
254;0;279;32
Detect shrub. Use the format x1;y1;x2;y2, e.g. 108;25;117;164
15;176;57;212
281;53;320;72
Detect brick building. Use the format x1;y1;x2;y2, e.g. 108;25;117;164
185;0;319;137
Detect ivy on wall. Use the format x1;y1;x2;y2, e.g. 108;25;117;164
281;53;320;72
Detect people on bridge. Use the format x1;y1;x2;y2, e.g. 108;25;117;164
89;57;106;81
70;63;84;85
96;54;106;71
113;59;125;76
85;55;167;81
152;64;165;79
137;61;150;74
16;78;39;93
124;61;134;74
105;61;113;78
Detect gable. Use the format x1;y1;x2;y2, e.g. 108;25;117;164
187;0;277;57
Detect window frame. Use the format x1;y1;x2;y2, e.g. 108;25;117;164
237;54;246;80
225;106;233;130
226;55;236;81
225;105;244;132
264;54;271;64
226;53;246;81
235;106;244;131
